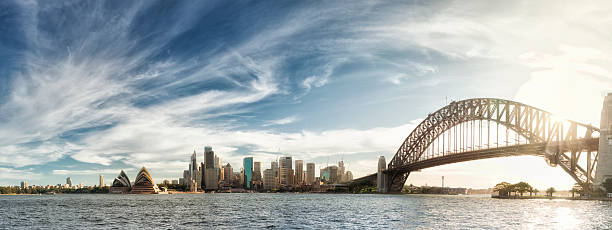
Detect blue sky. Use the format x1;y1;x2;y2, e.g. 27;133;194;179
1;0;611;189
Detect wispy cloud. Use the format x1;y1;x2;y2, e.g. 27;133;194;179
52;168;134;175
263;116;299;126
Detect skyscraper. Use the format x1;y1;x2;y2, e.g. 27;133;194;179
204;146;218;190
306;163;315;185
191;151;197;175
295;160;304;185
223;163;232;184
200;162;205;189
377;156;387;192
279;157;292;170
338;161;345;182
66;177;73;187
243;157;253;189
279;156;292;186
329;166;339;183
263;169;276;190
99;175;104;187
346;171;353;181
190;150;200;189
253;162;262;182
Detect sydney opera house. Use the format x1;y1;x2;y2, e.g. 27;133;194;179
110;167;166;194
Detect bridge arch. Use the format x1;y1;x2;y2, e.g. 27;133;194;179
385;98;600;193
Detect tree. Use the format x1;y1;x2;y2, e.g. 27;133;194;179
493;182;512;197
546;187;556;197
571;183;583;197
532;188;539;196
514;182;532;196
602;178;612;194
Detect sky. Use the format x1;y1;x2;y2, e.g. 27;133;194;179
0;0;611;190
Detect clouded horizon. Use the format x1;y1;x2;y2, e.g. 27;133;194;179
1;0;611;190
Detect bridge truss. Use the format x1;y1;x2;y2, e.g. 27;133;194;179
385;98;600;193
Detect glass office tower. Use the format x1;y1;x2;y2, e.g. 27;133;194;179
243;157;253;189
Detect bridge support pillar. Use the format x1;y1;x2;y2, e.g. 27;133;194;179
596;93;612;187
376;172;389;193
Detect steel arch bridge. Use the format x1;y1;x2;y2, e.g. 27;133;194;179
379;98;600;193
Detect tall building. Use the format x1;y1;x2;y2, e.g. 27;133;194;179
320;167;330;182
253;162;262;182
200;162;205;189
223;163;232;184
279;168;289;186
243;157;253;189
190;151;197;176
346;171;353;181
279;157;292;170
99;175;104;187
182;170;190;186
189;150;201;188
295;160;304;185
329;166;339;183
306;163;315;185
20;181;27;189
377;156;387;192
215;155;221;182
204;146;218;190
279;157;292;186
263;169;276;190
338;161;345;182
597;93;612;186
66;177;73;187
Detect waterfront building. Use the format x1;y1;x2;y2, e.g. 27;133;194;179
190;151;197;177
243;157;253;189
279;157;292;170
377;156;387;192
346;171;353;181
306;163;315;185
214;155;222;183
223;163;232;185
204;146;218;190
20;181;27;189
172;179;179;185
66;177;73;187
338;161;345;182
200;162;205;189
279;157;292;186
329;166;339;183
110;170;131;193
182;170;191;186
239;168;244;187
99;175;104;187
263;169;277;190
279;168;289;186
131;167;161;194
320;167;330;182
288;169;295;186
271;161;279;185
295;160;304;185
253;162;262;182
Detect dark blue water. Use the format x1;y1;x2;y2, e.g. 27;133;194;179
2;194;612;229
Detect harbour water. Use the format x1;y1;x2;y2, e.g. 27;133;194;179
2;193;612;229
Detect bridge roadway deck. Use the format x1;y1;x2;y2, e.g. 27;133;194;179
351;137;598;184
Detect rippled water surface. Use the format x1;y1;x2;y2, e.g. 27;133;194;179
2;194;612;229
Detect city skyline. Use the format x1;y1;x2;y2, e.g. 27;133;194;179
1;1;612;190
